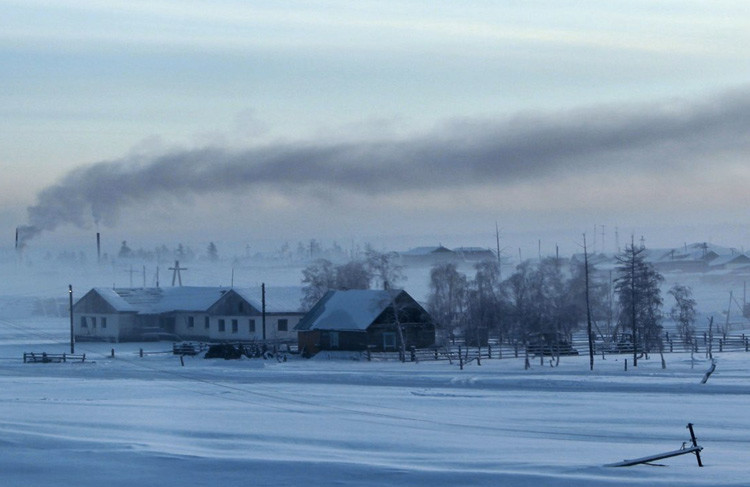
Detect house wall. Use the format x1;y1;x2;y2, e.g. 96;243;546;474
173;312;303;342
298;330;368;354
74;312;136;342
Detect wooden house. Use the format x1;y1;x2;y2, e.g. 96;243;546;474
295;289;435;356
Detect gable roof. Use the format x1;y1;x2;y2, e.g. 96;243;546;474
295;289;408;331
400;246;454;256
81;286;304;315
88;287;229;314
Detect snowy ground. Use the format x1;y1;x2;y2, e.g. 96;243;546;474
1;315;749;486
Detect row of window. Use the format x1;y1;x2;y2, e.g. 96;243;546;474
186;317;289;333
80;316;107;329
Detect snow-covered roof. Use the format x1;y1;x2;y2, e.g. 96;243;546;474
453;247;495;255
90;287;139;313
400;246;454;256
707;254;750;267
93;287;229;314
84;286;306;315
296;289;404;331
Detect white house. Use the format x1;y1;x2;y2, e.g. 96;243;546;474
73;286;305;343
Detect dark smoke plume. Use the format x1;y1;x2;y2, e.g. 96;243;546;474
18;87;750;244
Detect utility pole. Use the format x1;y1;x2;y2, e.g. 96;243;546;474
262;283;267;341
583;234;594;371
495;222;501;263
68;285;75;354
169;260;187;286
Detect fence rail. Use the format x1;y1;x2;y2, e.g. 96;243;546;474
362;332;750;364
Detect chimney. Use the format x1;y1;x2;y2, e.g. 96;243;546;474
96;232;101;263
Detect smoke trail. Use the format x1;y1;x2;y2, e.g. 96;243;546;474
18;86;750;244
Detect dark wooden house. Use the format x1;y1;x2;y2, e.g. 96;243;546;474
295;289;435;356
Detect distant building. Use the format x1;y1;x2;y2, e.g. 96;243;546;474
452;247;496;262
73;286;304;343
295;289;435;356
399;246;456;265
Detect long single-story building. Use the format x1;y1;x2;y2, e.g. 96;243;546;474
295;289;435;356
73;286;304;343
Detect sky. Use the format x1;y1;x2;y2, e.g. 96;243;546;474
3;1;750;257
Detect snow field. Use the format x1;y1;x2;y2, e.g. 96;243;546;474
1;317;749;486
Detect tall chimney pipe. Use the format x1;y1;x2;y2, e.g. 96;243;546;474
96;232;101;263
15;227;18;251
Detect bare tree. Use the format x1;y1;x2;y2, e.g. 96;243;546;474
365;246;404;290
427;263;467;343
465;260;507;346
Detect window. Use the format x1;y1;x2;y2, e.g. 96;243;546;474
231;319;238;333
383;332;397;350
187;316;194;328
81;316;88;328
249;319;256;333
92;317;97;328
218;319;226;332
101;317;107;329
277;319;288;332
205;316;210;329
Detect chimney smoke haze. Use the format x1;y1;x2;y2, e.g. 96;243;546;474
16;87;750;246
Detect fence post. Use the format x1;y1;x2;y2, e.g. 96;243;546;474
62;353;67;363
477;346;481;366
719;339;723;352
746;337;749;352
459;345;463;370
669;340;673;353
625;359;628;371
434;348;438;360
488;343;492;359
514;343;518;358
139;348;143;358
111;348;115;358
410;347;416;362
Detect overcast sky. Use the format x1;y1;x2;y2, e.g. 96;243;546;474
3;1;750;256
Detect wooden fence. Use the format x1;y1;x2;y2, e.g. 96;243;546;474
363;332;750;364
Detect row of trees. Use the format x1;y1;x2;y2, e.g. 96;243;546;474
300;247;404;310
427;257;602;348
427;241;697;368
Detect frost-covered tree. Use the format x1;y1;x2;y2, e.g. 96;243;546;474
335;260;371;291
669;284;696;346
207;242;219;262
301;259;337;310
614;242;664;366
118;240;132;259
465;260;508;346
365;246;404;290
427;263;467;340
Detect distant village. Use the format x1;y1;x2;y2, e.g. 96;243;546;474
69;239;750;358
